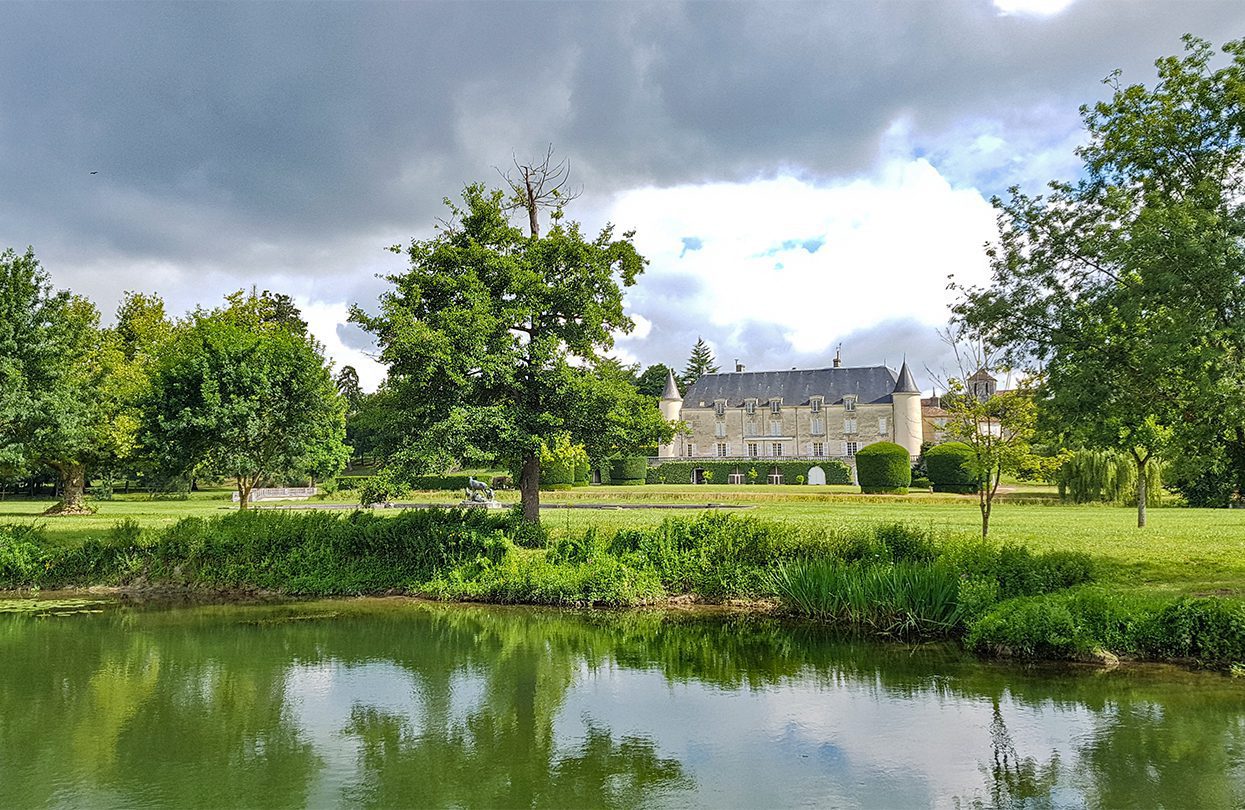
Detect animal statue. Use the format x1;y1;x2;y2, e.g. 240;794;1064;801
466;476;495;502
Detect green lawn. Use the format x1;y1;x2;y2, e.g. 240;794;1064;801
4;483;1244;597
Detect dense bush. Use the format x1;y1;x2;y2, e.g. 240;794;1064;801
608;456;648;485
854;442;911;494
1165;449;1238;507
925;442;978;494
966;589;1245;668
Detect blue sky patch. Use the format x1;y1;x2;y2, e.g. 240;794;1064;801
680;236;704;257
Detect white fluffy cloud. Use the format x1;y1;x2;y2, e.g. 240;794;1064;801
608;158;998;366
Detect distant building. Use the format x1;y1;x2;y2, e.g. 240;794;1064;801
921;391;951;445
657;357;924;463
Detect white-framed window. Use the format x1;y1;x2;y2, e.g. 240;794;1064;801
844;396;857;412
879;416;888;434
714;422;727;438
747;442;758;458
717;442;728;457
770;398;781;415
728;472;745;484
810;417;825;436
845;441;859;457
714;400;726;417
810;396;823;414
772;442;783;458
769;421;782;437
844;417;857;434
813;442;824;457
745;420;758;437
686;443;694;457
745;399;757;415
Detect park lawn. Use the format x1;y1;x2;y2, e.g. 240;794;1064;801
3;483;1244;597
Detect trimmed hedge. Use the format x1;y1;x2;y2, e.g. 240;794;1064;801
855;441;911;494
573;458;590;487
926;442;979;494
645;460;853;485
608;456;648;485
409;475;474;491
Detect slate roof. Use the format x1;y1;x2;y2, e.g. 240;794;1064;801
894;360;920;393
683;365;903;407
660;368;682;401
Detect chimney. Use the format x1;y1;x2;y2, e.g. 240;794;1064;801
735;359;745;373
833;344;842;368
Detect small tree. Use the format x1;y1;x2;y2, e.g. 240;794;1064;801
937;332;1037;538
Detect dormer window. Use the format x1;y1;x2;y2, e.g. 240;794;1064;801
769;398;782;415
810;396;823;414
745;399;757;415
843;396;857;412
714;399;726;417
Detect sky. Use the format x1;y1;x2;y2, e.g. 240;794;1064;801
3;1;1242;392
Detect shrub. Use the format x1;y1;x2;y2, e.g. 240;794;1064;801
967;596;1086;658
854;442;911;494
541;434;588;489
911;476;931;490
608;456;648;485
0;524;45;588
874;523;937;563
925;442;978;494
358;476;395;505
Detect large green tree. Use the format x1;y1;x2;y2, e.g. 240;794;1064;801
353;181;672;522
0;247;127;513
635;363;679;399
142;292;349;508
955;36;1245;524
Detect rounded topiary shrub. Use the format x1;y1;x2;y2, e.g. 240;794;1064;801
608;456;648;486
926;442;979;494
855;441;912;494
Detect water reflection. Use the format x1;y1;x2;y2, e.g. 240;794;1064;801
1;599;1243;808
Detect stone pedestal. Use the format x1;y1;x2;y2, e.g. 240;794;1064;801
459;499;506;510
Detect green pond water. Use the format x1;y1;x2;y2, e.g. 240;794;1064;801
2;597;1244;808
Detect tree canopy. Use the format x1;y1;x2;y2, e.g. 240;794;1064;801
954;36;1245;521
353;182;672;522
142;291;349;508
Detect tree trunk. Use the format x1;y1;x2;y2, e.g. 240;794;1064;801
45;462;89;515
1136;458;1148;528
237;478;253;511
524;175;540;238
519;452;541;524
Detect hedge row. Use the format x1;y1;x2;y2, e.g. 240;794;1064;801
645;460;853;485
408;475;474;491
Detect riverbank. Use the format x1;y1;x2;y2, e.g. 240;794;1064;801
4;507;1245;671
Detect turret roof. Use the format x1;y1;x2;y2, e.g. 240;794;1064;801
660;367;683;401
893;360;920;394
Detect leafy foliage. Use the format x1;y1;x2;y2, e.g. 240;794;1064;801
142;291;349;508
353;183;671;522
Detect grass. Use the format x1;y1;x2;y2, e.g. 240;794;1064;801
2;482;1244;597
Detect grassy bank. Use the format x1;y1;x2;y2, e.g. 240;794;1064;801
5;484;1245;596
3;507;1244;670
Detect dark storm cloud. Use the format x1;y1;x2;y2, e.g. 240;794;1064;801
1;0;1241;350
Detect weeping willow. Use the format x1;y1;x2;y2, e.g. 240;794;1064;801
1057;449;1163;506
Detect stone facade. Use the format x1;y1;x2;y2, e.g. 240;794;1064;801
657;361;923;462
